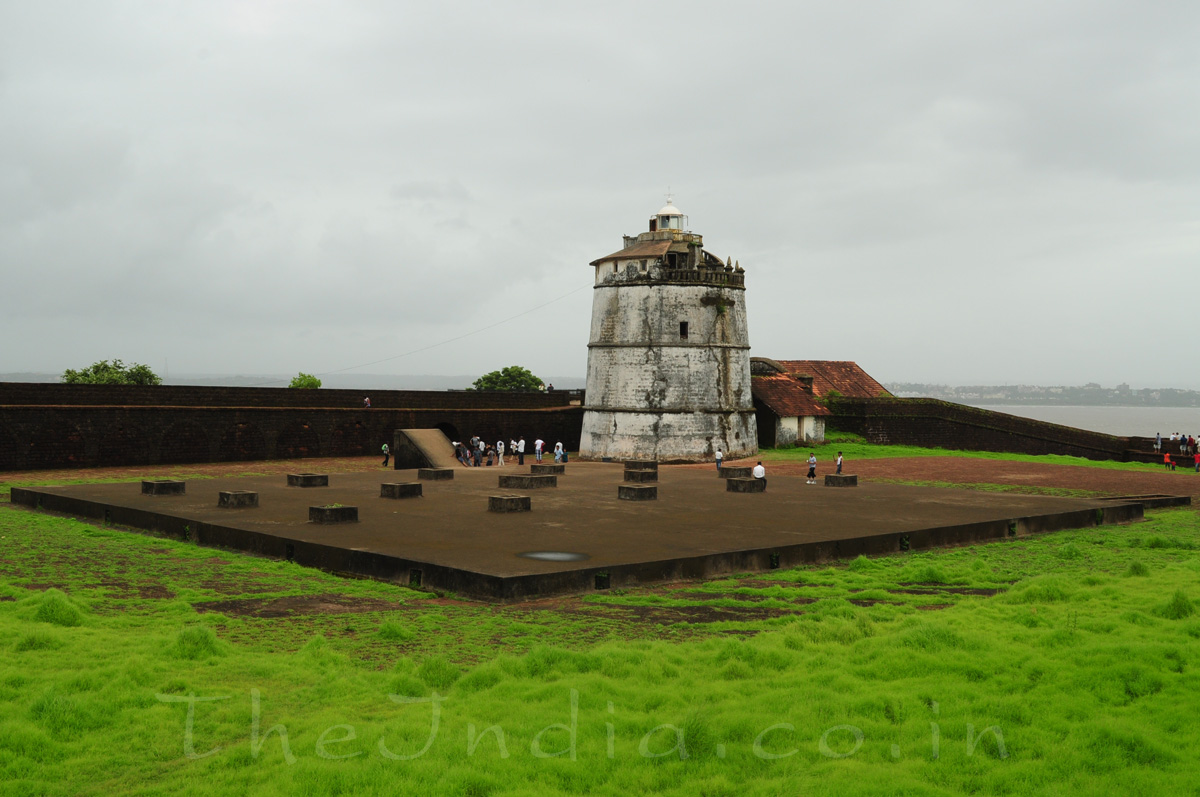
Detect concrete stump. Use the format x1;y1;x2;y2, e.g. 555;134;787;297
287;473;328;488
381;482;423;499
309;505;358;524
618;484;658;501
488;494;531;513
623;469;658;483
726;477;766;493
418;468;454;481
624;460;658;472
142;479;185;496
218;490;258;508
720;466;753;479
530;464;565;475
824;474;858;487
499;474;557;489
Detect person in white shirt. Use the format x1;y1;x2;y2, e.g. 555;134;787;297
553;441;564;463
807;453;817;484
752;461;766;490
517;436;526;465
715;448;723;476
534;438;545;462
836;452;843;475
496;440;505;466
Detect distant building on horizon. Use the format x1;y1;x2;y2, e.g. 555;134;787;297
578;200;757;462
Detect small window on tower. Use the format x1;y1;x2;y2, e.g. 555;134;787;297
679;321;689;339
613;264;618;274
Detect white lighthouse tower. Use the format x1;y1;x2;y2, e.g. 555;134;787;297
579;200;757;462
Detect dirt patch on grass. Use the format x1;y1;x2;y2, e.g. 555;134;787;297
193;593;403;618
669;589;818;605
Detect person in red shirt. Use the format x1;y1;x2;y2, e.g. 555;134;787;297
1164;452;1174;471
1194;451;1200;473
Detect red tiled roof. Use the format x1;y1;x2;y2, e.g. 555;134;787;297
773;360;889;398
751;375;831;418
590;239;673;266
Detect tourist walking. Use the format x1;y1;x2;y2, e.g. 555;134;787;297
807;453;817;484
1155;432;1161;452
715;447;723;476
477;437;486;466
753;461;766;490
553;441;564;463
517;436;526;465
1164;452;1175;471
1194;451;1200;473
497;439;505;466
836;451;843;475
381;442;389;468
535;438;545;463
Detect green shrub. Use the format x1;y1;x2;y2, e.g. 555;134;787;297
171;626;222;660
1156;591;1195;620
1124;560;1150;577
417;656;461;690
378;621;415;642
34;590;83;627
14;632;63;652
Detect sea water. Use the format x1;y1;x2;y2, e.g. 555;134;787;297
968;405;1200;439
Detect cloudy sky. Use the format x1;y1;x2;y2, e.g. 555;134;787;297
3;1;1197;388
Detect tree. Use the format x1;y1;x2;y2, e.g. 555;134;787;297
472;366;543;392
289;372;322;389
62;359;162;386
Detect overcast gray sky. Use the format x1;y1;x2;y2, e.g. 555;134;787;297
3;1;1198;388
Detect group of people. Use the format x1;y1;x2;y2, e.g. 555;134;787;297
1154;432;1200;472
715;448;845;490
450;435;567;468
1156;432;1198;455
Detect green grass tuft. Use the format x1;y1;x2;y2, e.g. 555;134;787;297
1156;590;1195;620
170;625;223;660
33;589;83;627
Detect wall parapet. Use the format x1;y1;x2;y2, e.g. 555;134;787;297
830;397;1135;461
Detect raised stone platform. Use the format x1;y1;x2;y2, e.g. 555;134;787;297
618;484;658;501
489;494;531;513
380;482;423;499
499;474;557;489
624;461;658;472
141;479;185;496
623;469;658;483
218;490;258;508
309;505;358;524
726;477;766;493
720;466;753;479
825;474;858;487
418;468;454;481
530;464;565;475
287;473;328;488
10;463;1150;603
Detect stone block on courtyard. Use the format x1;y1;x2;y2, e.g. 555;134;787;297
726;477;766;493
624;460;658;472
720;466;753;479
380;482;423;499
418;468;454;481
618;484;658;501
530;464;565;475
623;469;658;483
287;473;328;488
488;494;531;513
218;490;258;508
309;505;358;524
824;474;858;487
142;479;185;496
499;474;557;489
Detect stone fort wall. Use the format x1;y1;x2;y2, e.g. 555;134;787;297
830;397;1156;462
0;383;583;471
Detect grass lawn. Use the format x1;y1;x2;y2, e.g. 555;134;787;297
2;456;1199;795
756;440;1165;472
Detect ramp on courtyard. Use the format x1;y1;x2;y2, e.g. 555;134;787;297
391;428;458;469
